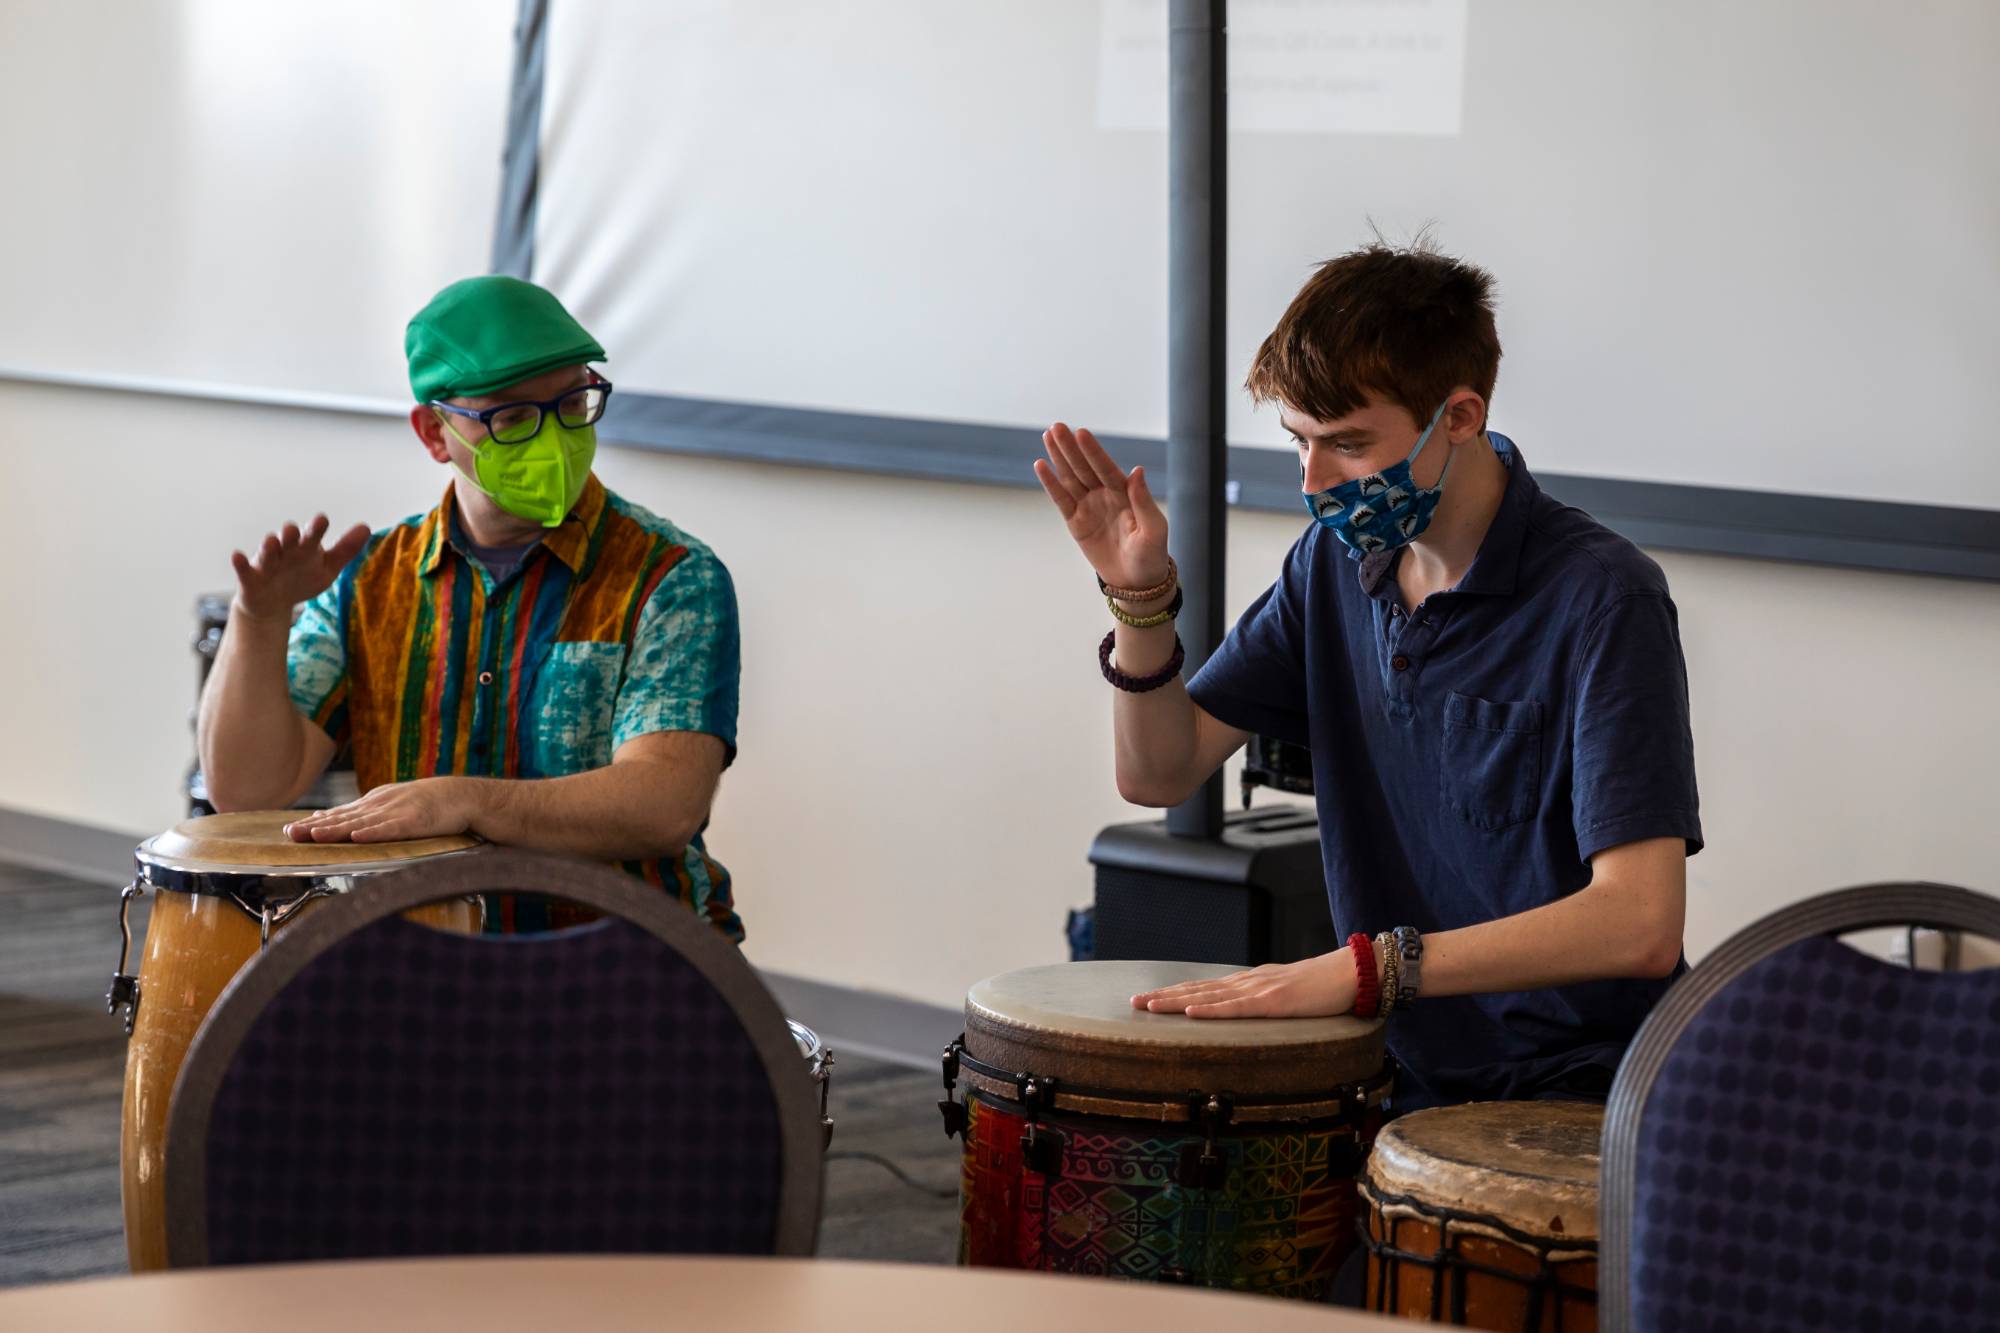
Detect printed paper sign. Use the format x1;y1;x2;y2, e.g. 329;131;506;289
1098;0;1469;135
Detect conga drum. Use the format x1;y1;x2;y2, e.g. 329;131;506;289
944;961;1392;1301
1359;1101;1602;1331
106;811;485;1271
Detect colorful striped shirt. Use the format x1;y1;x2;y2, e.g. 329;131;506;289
286;475;743;941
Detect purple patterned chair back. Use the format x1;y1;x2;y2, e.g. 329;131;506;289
163;850;822;1266
1601;883;2000;1332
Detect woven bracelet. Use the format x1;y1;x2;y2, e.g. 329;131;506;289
1107;585;1183;629
1349;931;1381;1020
1098;629;1185;693
1097;556;1178;604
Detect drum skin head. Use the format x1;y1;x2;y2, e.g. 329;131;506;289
964;960;1384;1096
1367;1100;1603;1241
143;810;478;869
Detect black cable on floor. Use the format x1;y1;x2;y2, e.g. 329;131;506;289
825;1150;959;1201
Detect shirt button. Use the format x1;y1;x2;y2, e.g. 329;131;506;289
1391;655;1411;672
477;671;494;686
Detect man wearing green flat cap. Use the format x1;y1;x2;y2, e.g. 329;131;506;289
198;275;745;939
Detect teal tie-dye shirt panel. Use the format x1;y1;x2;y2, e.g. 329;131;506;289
614;545;740;754
288;583;347;721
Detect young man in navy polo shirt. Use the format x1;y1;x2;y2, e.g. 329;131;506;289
1034;242;1700;1112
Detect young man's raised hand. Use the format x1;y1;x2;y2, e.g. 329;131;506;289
1034;423;1171;592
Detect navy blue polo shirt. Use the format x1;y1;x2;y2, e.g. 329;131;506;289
1187;434;1702;1111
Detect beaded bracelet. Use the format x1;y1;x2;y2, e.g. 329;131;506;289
1375;932;1401;1016
1348;931;1380;1019
1107;585;1183;629
1097;556;1178;604
1098;629;1186;693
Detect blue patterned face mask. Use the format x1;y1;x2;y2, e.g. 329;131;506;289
1301;399;1455;561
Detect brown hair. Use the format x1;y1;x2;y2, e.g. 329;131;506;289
1245;239;1501;428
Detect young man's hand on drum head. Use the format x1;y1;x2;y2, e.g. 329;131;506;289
1129;946;1377;1020
228;513;371;622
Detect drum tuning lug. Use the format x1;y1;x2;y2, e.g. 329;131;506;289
107;881;146;1035
1019;1123;1067;1176
1015;1072;1065;1173
106;975;141;1036
818;1048;836;1148
1175;1140;1229;1190
1175;1091;1232;1189
1184;1090;1233;1130
937;1040;967;1138
1329;1133;1367;1178
1014;1073;1058;1113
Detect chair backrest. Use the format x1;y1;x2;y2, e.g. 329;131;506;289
162;849;822;1267
1601;883;2000;1332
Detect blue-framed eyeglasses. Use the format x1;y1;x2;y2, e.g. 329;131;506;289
430;377;614;445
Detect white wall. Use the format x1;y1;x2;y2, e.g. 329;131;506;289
0;0;510;400
540;0;2000;509
2;378;1996;1006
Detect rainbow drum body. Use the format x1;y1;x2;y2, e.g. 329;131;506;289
942;961;1391;1301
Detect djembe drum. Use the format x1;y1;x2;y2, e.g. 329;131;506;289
943;960;1392;1300
106;811;486;1270
1359;1100;1603;1330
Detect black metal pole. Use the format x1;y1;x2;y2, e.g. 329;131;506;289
490;0;547;279
1165;0;1227;840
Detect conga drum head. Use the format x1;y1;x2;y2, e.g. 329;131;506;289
1361;1101;1603;1330
953;961;1391;1301
119;811;484;1273
137;810;480;894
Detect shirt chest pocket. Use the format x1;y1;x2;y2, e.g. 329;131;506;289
1439;692;1544;832
527;641;627;775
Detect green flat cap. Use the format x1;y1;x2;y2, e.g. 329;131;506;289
405;275;606;402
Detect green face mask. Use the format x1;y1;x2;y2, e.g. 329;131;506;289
437;411;596;528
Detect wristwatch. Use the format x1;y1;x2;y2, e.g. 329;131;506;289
1392;925;1422;1006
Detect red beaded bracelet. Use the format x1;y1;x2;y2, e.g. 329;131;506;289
1348;931;1381;1019
1098;629;1186;693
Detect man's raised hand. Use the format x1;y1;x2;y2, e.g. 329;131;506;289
229;514;370;621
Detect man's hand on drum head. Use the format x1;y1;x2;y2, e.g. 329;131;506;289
1034;423;1172;594
284;777;474;845
230;514;371;622
1131;950;1361;1020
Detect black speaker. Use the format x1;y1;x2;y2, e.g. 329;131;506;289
1087;804;1334;966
